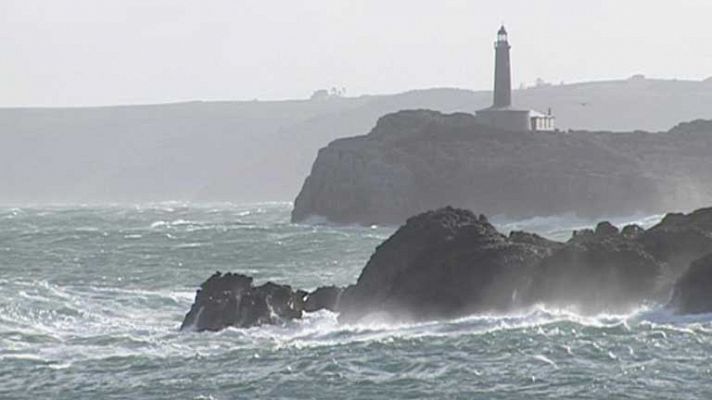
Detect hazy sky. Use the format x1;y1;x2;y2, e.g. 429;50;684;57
2;0;711;107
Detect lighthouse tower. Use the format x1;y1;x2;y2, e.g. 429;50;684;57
493;25;512;108
475;25;555;132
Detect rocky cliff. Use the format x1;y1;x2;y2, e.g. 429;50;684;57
292;111;712;225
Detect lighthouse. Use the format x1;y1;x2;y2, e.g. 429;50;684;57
475;26;555;132
493;25;512;108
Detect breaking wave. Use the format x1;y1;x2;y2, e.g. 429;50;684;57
2;203;710;399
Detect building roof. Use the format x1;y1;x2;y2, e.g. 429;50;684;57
476;106;554;118
529;110;554;118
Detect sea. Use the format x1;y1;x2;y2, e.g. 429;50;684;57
2;202;711;399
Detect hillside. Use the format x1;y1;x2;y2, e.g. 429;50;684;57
1;77;712;204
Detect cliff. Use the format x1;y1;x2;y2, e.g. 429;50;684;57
292;111;712;225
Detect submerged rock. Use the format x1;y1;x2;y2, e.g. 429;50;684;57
669;254;712;314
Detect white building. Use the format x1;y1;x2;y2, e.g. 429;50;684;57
475;26;555;132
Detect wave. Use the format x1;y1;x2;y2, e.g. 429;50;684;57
1;203;706;389
196;304;712;352
3;275;712;371
4;275;708;353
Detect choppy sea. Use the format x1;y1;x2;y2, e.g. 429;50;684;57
2;202;711;399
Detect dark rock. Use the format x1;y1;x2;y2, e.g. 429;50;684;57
572;229;595;240
527;228;663;312
668;119;712;135
304;286;343;312
338;207;558;323
180;272;306;332
637;207;712;275
509;231;563;254
182;206;712;331
595;221;620;237
621;224;645;239
669;254;712;314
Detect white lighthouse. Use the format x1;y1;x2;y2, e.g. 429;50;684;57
475;26;555;132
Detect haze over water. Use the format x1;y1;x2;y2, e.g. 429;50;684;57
2;203;711;399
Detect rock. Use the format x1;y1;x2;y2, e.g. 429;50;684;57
337;207;558;323
572;229;595;240
669;254;712;314
637;207;712;275
182;206;712;331
595;221;619;237
526;227;663;312
621;224;645;239
304;286;343;312
509;231;563;253
292;110;712;226
668;119;712;135
180;272;306;332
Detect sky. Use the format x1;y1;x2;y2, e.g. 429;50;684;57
2;0;712;107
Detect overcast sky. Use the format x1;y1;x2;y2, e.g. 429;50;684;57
2;0;711;107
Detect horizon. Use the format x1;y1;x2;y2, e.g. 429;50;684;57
2;75;710;110
2;0;711;107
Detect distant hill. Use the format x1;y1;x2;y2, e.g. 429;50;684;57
1;77;711;204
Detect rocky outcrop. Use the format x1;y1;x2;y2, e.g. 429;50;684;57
523;210;712;312
292;110;712;225
669;254;712;314
338;208;676;322
526;222;663;312
183;206;712;331
304;286;343;312
180;272;345;332
338;207;560;322
637;207;712;275
668;119;712;135
180;272;307;331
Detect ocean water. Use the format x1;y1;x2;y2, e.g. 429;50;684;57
2;203;711;399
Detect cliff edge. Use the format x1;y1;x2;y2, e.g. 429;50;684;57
292;110;712;225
